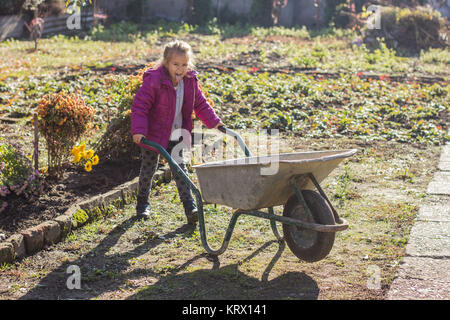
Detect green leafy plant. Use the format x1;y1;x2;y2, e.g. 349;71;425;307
73;208;89;224
0;140;41;213
200;69;448;145
334;165;352;205
90;22;141;42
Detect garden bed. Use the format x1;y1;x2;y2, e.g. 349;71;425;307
0;153;141;239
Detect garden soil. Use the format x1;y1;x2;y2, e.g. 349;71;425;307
0;116;142;238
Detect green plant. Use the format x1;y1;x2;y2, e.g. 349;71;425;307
90;22;141;42
37;91;96;177
73;208;89;224
334;165;352;205
0;140;41;213
64;0;92;10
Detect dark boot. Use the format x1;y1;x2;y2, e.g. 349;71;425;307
136;201;151;219
183;200;198;225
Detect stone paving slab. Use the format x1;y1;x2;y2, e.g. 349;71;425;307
405;221;450;257
427;171;450;195
438;145;450;171
388;257;450;300
389;130;450;300
417;205;450;222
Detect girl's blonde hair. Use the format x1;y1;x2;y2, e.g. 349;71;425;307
159;40;195;70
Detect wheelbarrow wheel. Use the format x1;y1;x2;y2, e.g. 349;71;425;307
282;190;335;262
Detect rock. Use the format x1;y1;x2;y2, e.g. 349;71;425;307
54;213;73;239
0;242;14;264
6;233;26;259
21;225;44;255
40;221;61;245
78;194;105;212
427;172;450;195
102;189;122;205
118;177;139;203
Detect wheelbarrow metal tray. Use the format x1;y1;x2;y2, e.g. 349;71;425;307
193;149;357;210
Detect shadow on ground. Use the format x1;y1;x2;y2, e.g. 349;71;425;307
19;215;318;300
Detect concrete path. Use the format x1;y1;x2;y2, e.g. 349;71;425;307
388;141;450;300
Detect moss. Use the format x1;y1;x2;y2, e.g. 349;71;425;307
73;209;89;225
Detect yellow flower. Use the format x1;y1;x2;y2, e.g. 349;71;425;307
78;143;86;153
84;160;92;172
91;155;99;165
85;149;94;159
71;146;80;156
73;153;81;163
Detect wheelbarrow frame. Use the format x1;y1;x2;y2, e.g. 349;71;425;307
140;126;349;257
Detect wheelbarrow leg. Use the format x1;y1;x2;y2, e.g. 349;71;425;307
198;207;243;256
307;173;345;224
268;207;283;242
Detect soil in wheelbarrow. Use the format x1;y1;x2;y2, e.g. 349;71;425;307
0;159;141;240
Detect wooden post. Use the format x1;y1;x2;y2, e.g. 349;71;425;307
33;113;39;172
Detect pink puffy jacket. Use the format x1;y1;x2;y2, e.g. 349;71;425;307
131;65;221;153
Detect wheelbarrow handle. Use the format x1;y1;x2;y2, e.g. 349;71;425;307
139;137;200;196
139;136;234;255
217;125;251;157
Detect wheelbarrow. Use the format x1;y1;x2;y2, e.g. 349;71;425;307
140;127;357;262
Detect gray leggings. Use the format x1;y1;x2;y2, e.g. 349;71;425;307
137;140;193;204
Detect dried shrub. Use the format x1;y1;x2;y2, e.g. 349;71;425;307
37;91;96;176
95;63;155;161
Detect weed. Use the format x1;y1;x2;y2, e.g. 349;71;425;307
334;165;352;205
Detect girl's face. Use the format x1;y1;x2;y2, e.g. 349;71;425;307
165;52;189;86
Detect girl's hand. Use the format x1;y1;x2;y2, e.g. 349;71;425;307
214;121;225;129
133;134;145;144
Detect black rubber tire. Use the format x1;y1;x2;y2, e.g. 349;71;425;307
282;190;336;262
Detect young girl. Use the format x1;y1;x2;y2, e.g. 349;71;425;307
131;40;224;224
